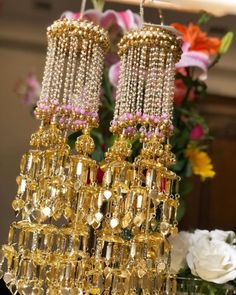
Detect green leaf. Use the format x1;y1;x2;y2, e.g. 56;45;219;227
177;198;186;221
179;180;193;196
172;158;187;172
219;32;234;54
92;145;104;162
91;129;104;146
185;161;193;177
68;131;81;149
198;13;212;25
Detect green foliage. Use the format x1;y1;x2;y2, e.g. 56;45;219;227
198;13;212;26
220;32;234;55
177;272;236;295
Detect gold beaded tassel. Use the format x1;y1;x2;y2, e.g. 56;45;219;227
0;18;109;295
45;20;109;294
128;25;182;294
90;24;182;294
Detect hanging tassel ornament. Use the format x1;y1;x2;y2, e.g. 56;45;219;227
1;17;109;295
90;24;182;294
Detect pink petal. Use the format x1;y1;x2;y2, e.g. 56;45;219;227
101;10;140;33
83;9;103;25
108;62;121;87
61;11;79;19
176;51;210;80
61;9;102;24
190;124;204;140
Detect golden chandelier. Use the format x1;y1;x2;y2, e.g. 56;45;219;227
0;10;182;295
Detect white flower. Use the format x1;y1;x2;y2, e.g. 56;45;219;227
210;229;235;243
169;231;192;274
187;237;236;284
191;229;210;244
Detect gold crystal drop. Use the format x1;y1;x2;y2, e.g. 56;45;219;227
110;218;119;228
95;212;104;223
12;199;24;211
104;190;112;200
122;211;132;228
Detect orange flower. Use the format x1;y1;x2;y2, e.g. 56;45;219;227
172;23;220;55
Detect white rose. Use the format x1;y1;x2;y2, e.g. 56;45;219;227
191;229;210;244
210;229;235;243
169;231;192;274
187;237;236;284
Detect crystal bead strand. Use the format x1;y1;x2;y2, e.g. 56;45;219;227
121;50;130;117
150;47;161;117
137;45;147;115
126;47;134;113
131;47;139;114
144;47;155;115
83;39;93;110
113;51;127;121
92;45;104;114
162;52;175;120
39;37;56;104
67;35;79;112
166;53;176;120
51;35;64;104
62;35;75;108
74;38;89;110
156;47;165;118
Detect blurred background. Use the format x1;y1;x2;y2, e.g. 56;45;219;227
0;0;236;248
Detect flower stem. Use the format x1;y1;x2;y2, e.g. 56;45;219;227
91;0;105;12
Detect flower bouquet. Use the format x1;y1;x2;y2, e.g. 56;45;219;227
170;230;236;294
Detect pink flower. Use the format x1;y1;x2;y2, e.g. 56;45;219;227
190;124;204;140
109;61;120;87
15;73;41;105
176;42;210;80
62;10;102;24
101;10;140;33
61;9;140;34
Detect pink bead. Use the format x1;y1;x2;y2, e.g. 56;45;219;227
150;115;155;121
162;113;168;119
142;114;148;120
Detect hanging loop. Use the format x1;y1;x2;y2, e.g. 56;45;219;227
158;7;164;25
140;0;145;25
80;0;87;19
141;0;165;26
